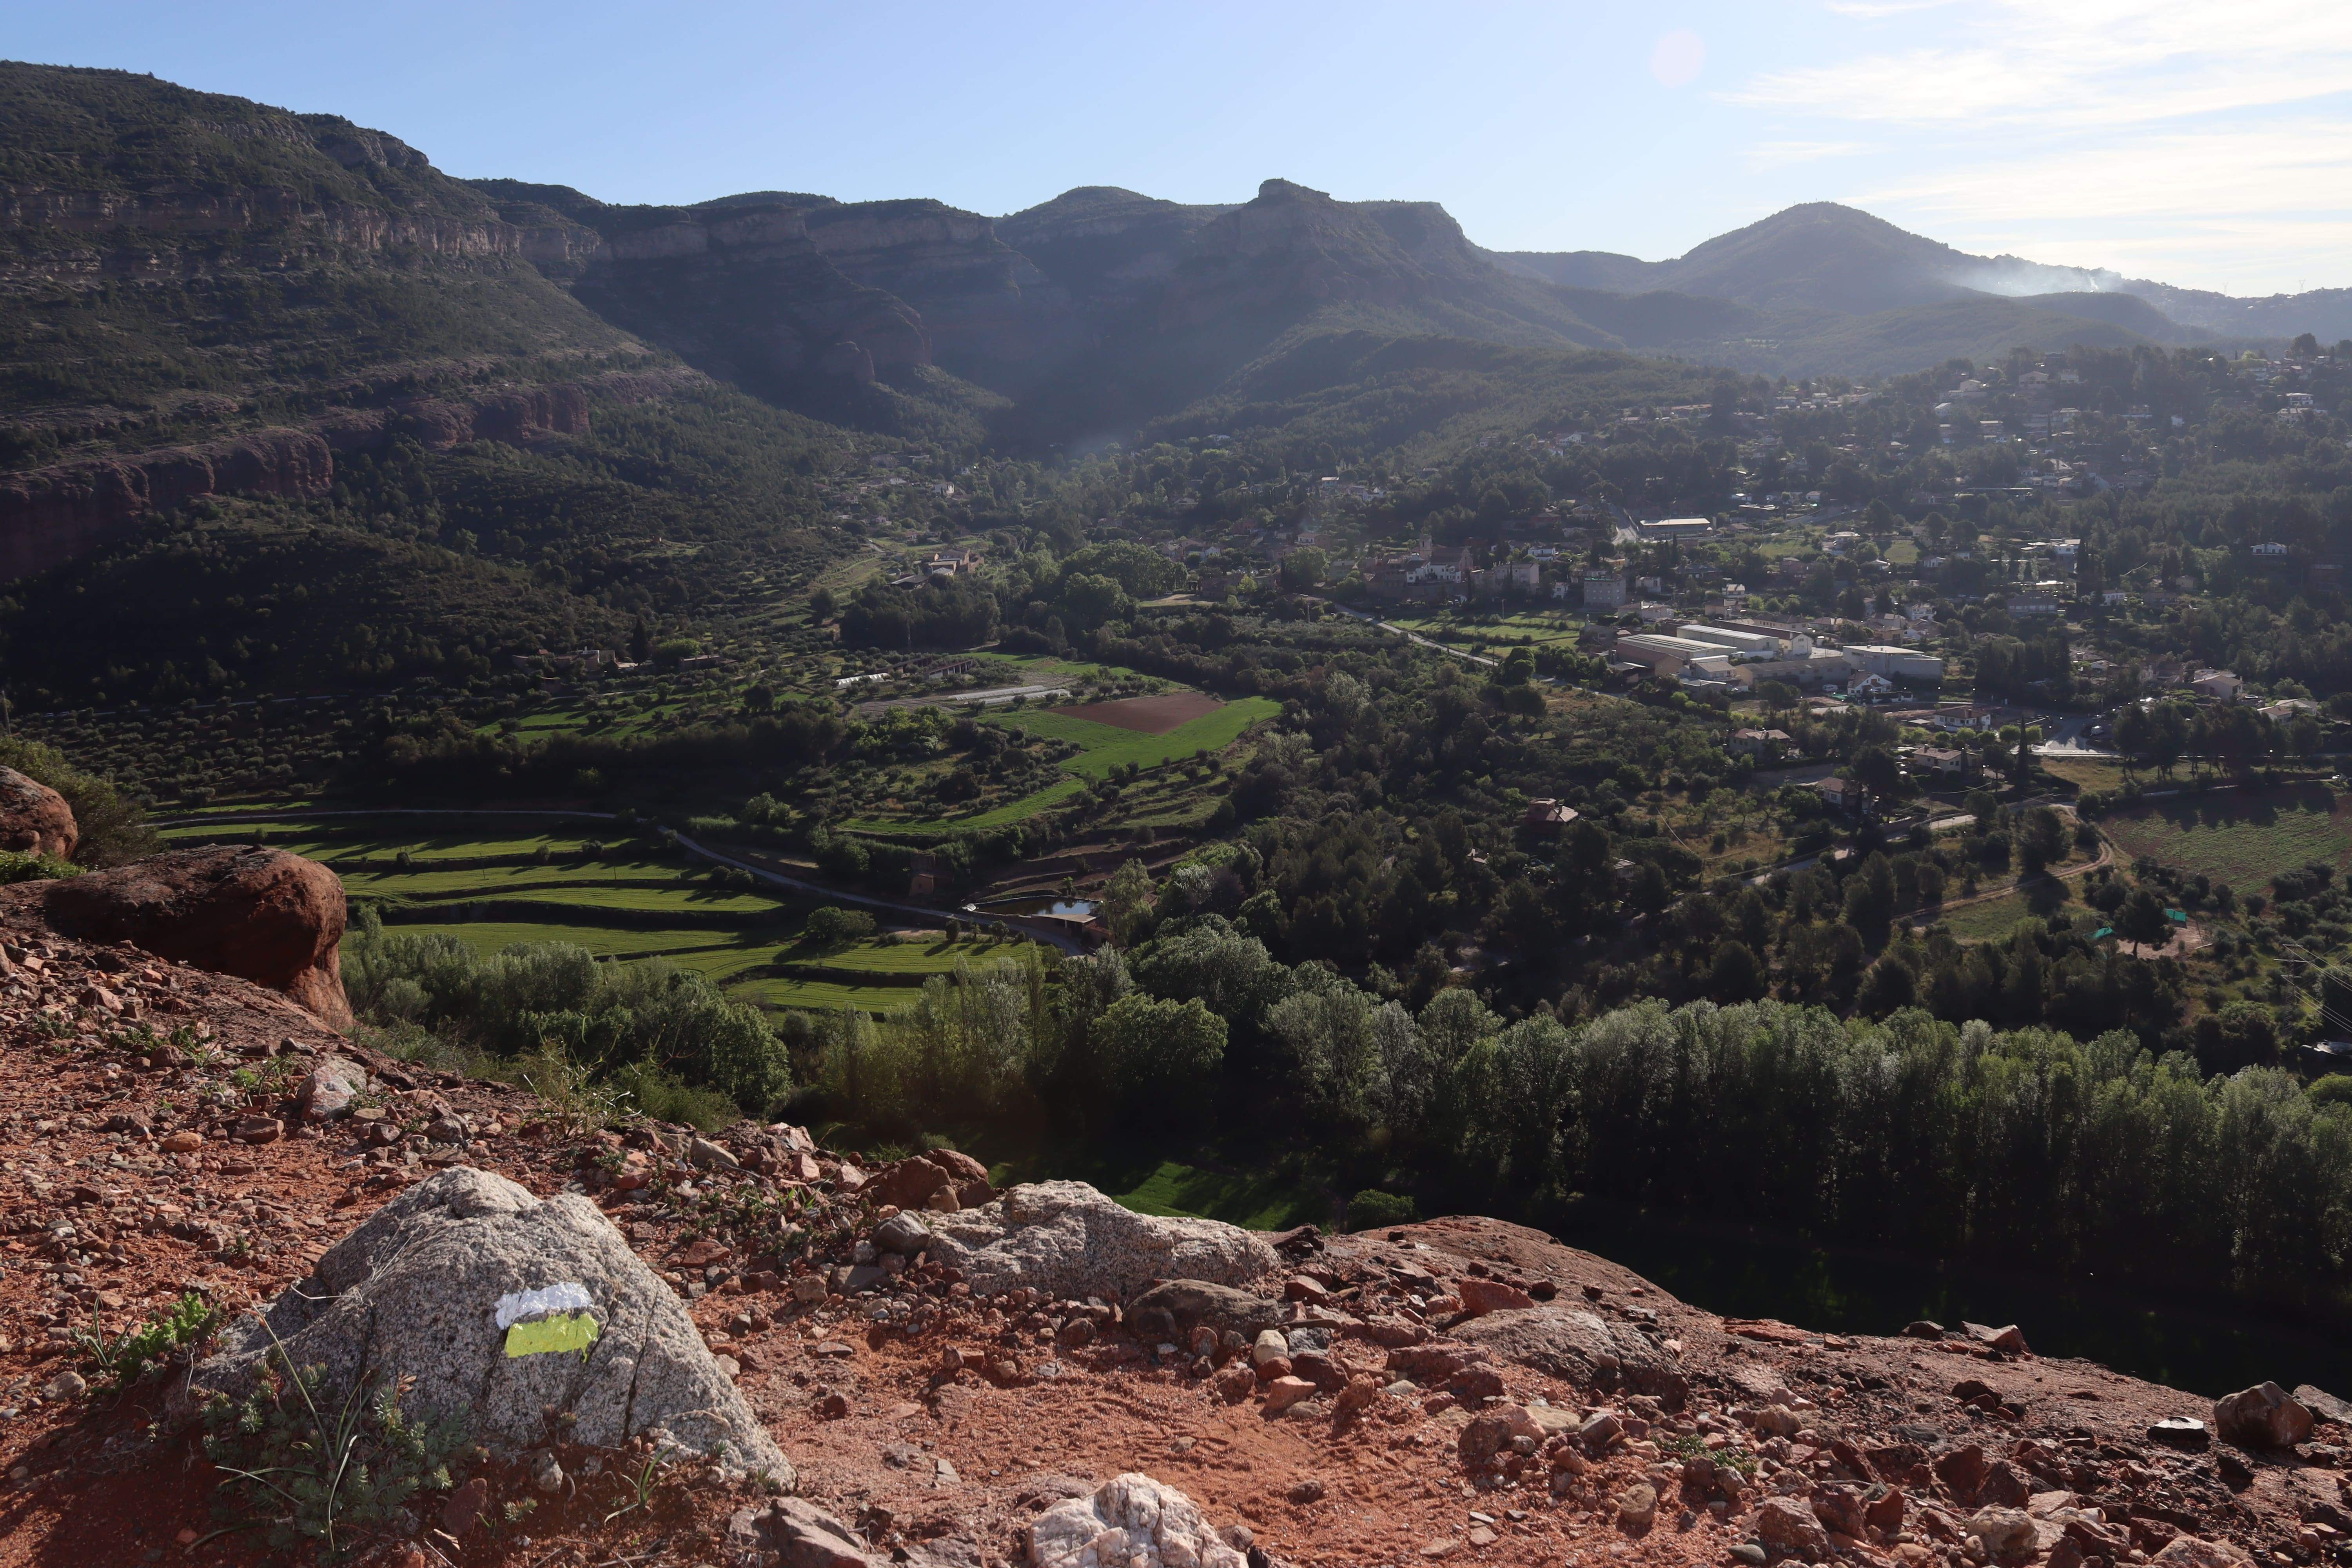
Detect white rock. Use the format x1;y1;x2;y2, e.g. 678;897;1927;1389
924;1181;1278;1299
1029;1473;1249;1568
179;1167;789;1482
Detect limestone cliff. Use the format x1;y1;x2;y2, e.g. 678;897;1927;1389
0;64;690;581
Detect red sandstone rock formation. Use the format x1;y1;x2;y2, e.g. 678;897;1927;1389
4;844;351;1027
0;767;75;858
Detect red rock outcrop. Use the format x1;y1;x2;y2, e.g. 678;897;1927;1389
0;368;699;583
4;845;351;1026
0;766;75;858
0;427;333;581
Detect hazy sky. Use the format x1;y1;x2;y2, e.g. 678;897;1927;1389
15;0;2352;296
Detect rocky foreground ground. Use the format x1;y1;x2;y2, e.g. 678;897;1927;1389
0;847;2348;1568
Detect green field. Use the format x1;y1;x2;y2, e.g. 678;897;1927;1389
1387;611;1585;646
724;974;923;1014
2041;756;2132;794
333;859;691;895
2102;786;2352;888
840;691;1271;837
1939;890;2057;942
788;935;1030;973
989;696;1280;780
159;824;614;862
843;776;1086;836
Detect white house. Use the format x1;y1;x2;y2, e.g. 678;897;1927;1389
2190;669;2244;701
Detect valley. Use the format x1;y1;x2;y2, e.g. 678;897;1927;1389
4;45;2352;1568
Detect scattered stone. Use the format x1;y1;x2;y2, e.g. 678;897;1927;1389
1028;1474;1248;1568
231;1116;282;1145
160;1130;203;1153
2297;1384;2352;1426
1128;1278;1286;1338
686;1136;739;1172
1252;1328;1289;1367
2149;1416;2210;1448
1452;1302;1687;1408
1754;1496;1832;1561
1903;1320;1945;1339
441;1476;491;1537
2214;1382;2314;1450
2149;1538;2249;1568
922;1181;1278;1299
1967;1508;2038;1564
1619;1481;1658;1532
873;1212;931;1256
1288;1478;1325;1505
1964;1322;2031;1354
727;1497;884;1568
1263;1376;1317;1414
1459;1404;1544;1466
297;1056;367;1122
1458;1276;1535;1316
43;1369;86;1400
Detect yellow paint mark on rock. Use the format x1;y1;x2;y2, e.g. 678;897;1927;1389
504;1312;600;1357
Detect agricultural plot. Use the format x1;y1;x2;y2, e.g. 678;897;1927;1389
404;922;776;967
840;690;1271;837
1387;611;1586;647
725;974;923;1015
2101;786;2352;889
991;696;1279;780
786;935;1030;973
1939;889;2062;943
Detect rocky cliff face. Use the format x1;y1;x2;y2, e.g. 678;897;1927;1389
0;368;695;584
561;198;933;393
996;185;1231;312
805;199;1083;382
0;64;691;582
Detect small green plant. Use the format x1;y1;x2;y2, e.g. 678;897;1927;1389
75;1291;220;1390
0;849;81;885
1660;1430;1757;1476
603;1442;680;1524
202;1326;468;1563
516;1041;624;1136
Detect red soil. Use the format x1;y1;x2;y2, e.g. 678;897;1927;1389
1047;692;1225;734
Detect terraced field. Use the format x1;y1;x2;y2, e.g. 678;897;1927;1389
842;691;1272;838
158;813;1035;1018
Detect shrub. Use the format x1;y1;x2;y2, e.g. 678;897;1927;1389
803;906;878;948
202;1341;469;1563
2312;1075;2352;1108
0;737;157;866
0;849;80;885
1348;1189;1419;1231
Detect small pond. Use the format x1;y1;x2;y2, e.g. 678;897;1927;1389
976;897;1098;918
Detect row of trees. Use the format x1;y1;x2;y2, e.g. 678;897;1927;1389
781;908;2349;1317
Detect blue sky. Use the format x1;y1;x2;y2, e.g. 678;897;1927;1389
14;1;2352;295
